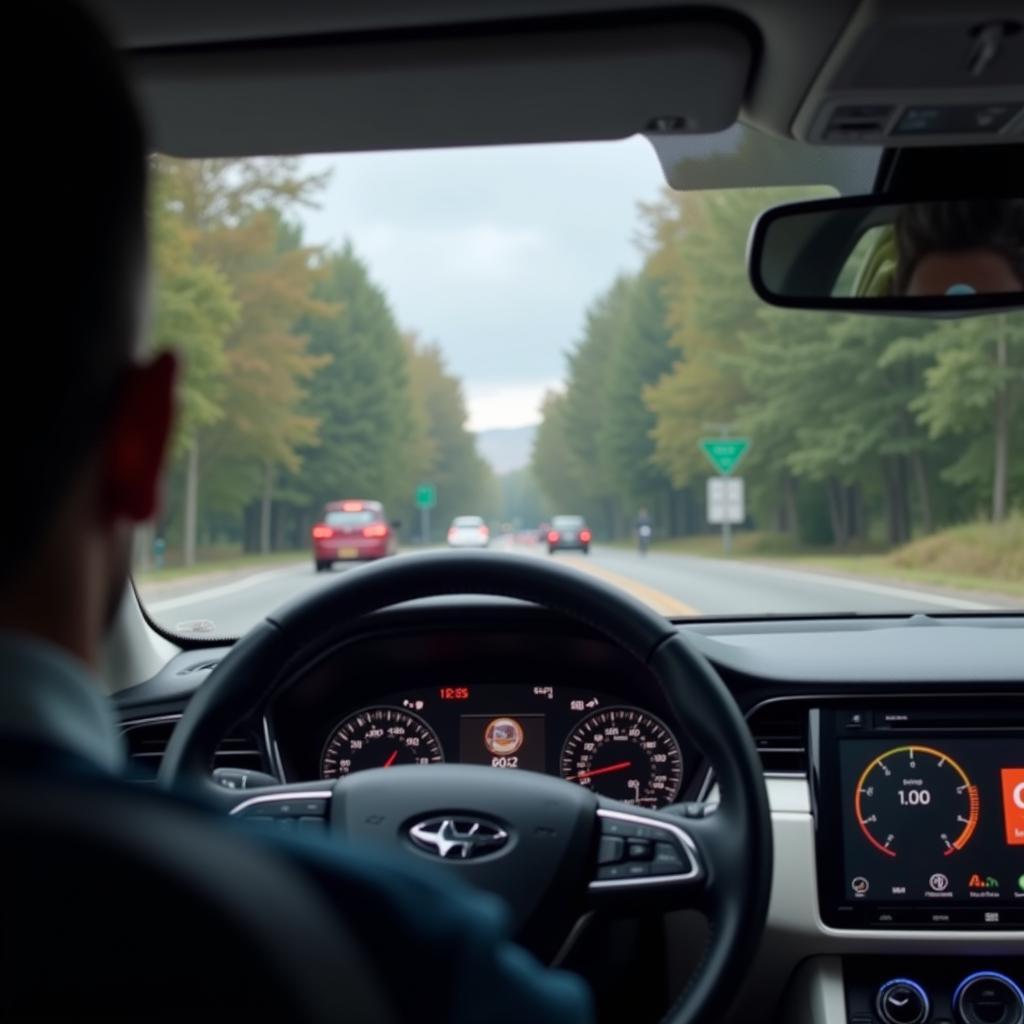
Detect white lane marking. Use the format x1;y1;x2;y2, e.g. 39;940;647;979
671;557;997;610
144;564;307;613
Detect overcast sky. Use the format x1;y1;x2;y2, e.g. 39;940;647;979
299;137;668;431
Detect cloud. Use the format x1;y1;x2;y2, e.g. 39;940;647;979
467;378;561;432
298;137;667;425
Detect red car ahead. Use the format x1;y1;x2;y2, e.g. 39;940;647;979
311;500;399;571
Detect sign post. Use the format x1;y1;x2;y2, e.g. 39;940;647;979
415;483;437;545
700;437;749;555
706;477;745;554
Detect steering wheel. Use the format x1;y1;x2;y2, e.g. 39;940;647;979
160;551;772;1024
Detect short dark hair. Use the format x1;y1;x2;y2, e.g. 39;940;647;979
894;199;1024;294
4;3;146;580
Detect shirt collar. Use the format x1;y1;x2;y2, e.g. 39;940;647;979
0;631;124;773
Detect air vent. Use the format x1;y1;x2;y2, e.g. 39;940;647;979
121;717;263;782
747;701;809;776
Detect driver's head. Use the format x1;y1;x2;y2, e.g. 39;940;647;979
894;199;1024;297
0;3;176;663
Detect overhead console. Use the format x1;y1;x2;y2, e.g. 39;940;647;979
812;700;1024;931
793;0;1024;145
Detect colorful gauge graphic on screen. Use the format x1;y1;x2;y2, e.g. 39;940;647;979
855;745;979;858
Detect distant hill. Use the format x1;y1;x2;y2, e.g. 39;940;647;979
476;424;537;474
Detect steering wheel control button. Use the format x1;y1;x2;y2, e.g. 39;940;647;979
599;818;661;840
597;835;625;864
626;839;654;860
876;979;930;1024
954;972;1024;1024
229;790;332;831
651;841;687;875
590;809;700;890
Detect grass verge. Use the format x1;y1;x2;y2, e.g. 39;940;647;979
638;517;1024;599
133;549;306;584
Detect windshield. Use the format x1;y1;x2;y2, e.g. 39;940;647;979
133;140;1023;636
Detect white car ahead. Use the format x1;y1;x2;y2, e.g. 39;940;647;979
446;515;490;548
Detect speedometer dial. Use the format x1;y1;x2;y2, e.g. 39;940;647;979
855;745;979;858
320;706;443;779
560;706;683;808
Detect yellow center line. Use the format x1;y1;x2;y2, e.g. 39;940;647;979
555;555;701;617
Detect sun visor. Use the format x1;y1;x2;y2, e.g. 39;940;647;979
650;124;880;193
129;16;753;157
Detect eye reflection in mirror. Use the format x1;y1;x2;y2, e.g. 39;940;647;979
749;195;1024;315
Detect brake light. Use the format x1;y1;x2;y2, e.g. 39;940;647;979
363;523;388;538
447;528;458;541
311;524;333;539
341;501;364;512
580;529;592;543
481;526;490;537
547;531;560;543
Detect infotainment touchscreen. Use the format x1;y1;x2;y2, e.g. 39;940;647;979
814;706;1024;929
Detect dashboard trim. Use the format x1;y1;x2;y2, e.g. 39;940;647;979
227;790;333;816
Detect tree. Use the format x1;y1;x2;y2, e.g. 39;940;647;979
293;247;416;519
531;391;587;515
912;314;1024;521
150;169;238;564
151;156;331;559
405;338;496;538
599;272;676;519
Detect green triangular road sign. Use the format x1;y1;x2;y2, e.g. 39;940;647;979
700;438;750;475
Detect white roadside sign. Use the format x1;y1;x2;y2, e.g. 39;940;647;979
707;477;745;525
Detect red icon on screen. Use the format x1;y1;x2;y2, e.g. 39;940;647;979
1001;768;1024;846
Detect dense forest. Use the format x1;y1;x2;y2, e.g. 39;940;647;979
530;186;1023;547
145;157;497;564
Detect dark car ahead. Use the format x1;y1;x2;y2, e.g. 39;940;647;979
546;515;591;554
311;500;398;570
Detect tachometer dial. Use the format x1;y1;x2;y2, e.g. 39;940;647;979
855;745;979;858
320;706;443;779
560;706;683;808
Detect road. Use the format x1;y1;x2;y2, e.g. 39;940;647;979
137;542;1011;637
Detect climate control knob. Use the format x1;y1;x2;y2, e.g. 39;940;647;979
876;978;930;1024
954;972;1024;1024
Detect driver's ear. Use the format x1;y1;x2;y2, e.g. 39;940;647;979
100;352;177;523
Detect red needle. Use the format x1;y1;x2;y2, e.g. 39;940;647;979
569;760;632;782
383;750;399;767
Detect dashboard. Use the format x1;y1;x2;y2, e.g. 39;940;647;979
116;606;1024;1024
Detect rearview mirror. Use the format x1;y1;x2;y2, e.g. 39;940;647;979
748;195;1023;315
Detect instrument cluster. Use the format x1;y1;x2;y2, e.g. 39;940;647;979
275;682;688;809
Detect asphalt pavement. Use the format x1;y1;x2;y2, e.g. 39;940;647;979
137;540;1012;637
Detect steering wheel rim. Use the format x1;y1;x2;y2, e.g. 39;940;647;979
160;551;772;1024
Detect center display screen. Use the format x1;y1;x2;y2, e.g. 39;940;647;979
816;706;1024;929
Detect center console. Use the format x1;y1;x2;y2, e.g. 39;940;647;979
845;959;1023;1024
806;698;1023;1023
812;702;1024;931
